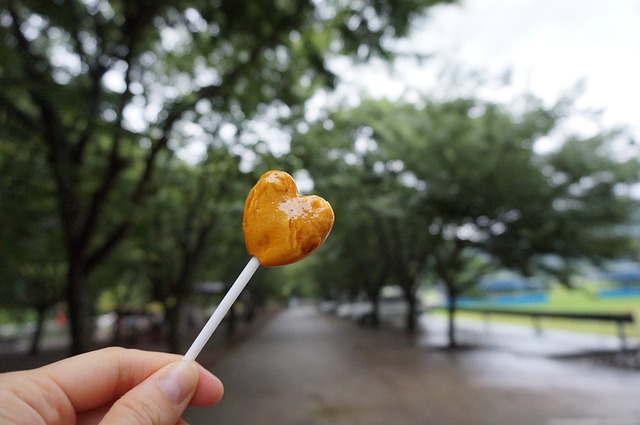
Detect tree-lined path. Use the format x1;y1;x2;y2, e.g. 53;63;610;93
186;305;640;425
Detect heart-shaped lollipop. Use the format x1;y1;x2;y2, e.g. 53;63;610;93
243;170;334;267
184;170;333;361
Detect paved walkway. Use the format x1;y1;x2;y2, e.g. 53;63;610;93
185;305;640;425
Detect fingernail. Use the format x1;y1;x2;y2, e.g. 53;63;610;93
158;361;198;405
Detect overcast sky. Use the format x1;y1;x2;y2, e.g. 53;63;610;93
324;0;640;149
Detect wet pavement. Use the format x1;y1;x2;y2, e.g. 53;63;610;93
419;314;634;356
185;305;640;425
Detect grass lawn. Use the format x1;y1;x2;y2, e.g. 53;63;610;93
446;286;640;339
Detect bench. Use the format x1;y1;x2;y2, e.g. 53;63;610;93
450;307;635;347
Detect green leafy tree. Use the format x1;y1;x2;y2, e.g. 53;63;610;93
309;170;395;324
489;133;640;273
291;101;434;331
1;0;451;352
294;96;639;347
374;97;639;347
0;265;65;355
0;127;65;354
201;168;263;341
134;147;248;352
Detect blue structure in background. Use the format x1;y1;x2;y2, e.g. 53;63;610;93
454;274;548;307
597;260;640;299
598;287;640;298
605;270;640;285
457;292;548;307
447;261;640;307
600;260;640;283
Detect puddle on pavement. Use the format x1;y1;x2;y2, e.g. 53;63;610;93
553;348;640;371
417;314;640;373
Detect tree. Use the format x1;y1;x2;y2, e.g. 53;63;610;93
0;265;65;355
488;132;640;273
378;97;638;347
0;125;65;355
1;0;451;352
381;98;561;347
201;168;263;341
136;147;249;352
290;99;434;331
294;96;639;347
308;169;395;326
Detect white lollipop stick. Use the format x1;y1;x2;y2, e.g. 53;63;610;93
183;256;261;361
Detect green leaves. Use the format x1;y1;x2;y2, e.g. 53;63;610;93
294;94;639;299
0;0;476;350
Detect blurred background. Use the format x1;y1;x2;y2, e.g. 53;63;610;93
1;0;639;424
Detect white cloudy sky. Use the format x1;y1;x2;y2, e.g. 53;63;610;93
324;0;640;148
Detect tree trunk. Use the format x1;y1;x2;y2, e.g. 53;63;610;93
67;263;92;354
398;286;418;333
371;295;380;327
446;287;458;349
405;296;417;332
405;293;417;332
166;300;183;353
29;304;48;356
243;293;255;323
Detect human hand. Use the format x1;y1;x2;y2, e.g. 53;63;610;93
0;347;223;425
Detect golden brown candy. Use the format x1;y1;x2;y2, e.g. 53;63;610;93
242;170;334;267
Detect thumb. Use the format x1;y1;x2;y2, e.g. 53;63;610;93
100;360;200;425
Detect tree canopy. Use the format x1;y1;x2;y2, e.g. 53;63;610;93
290;96;640;345
0;0;452;353
2;0;638;354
